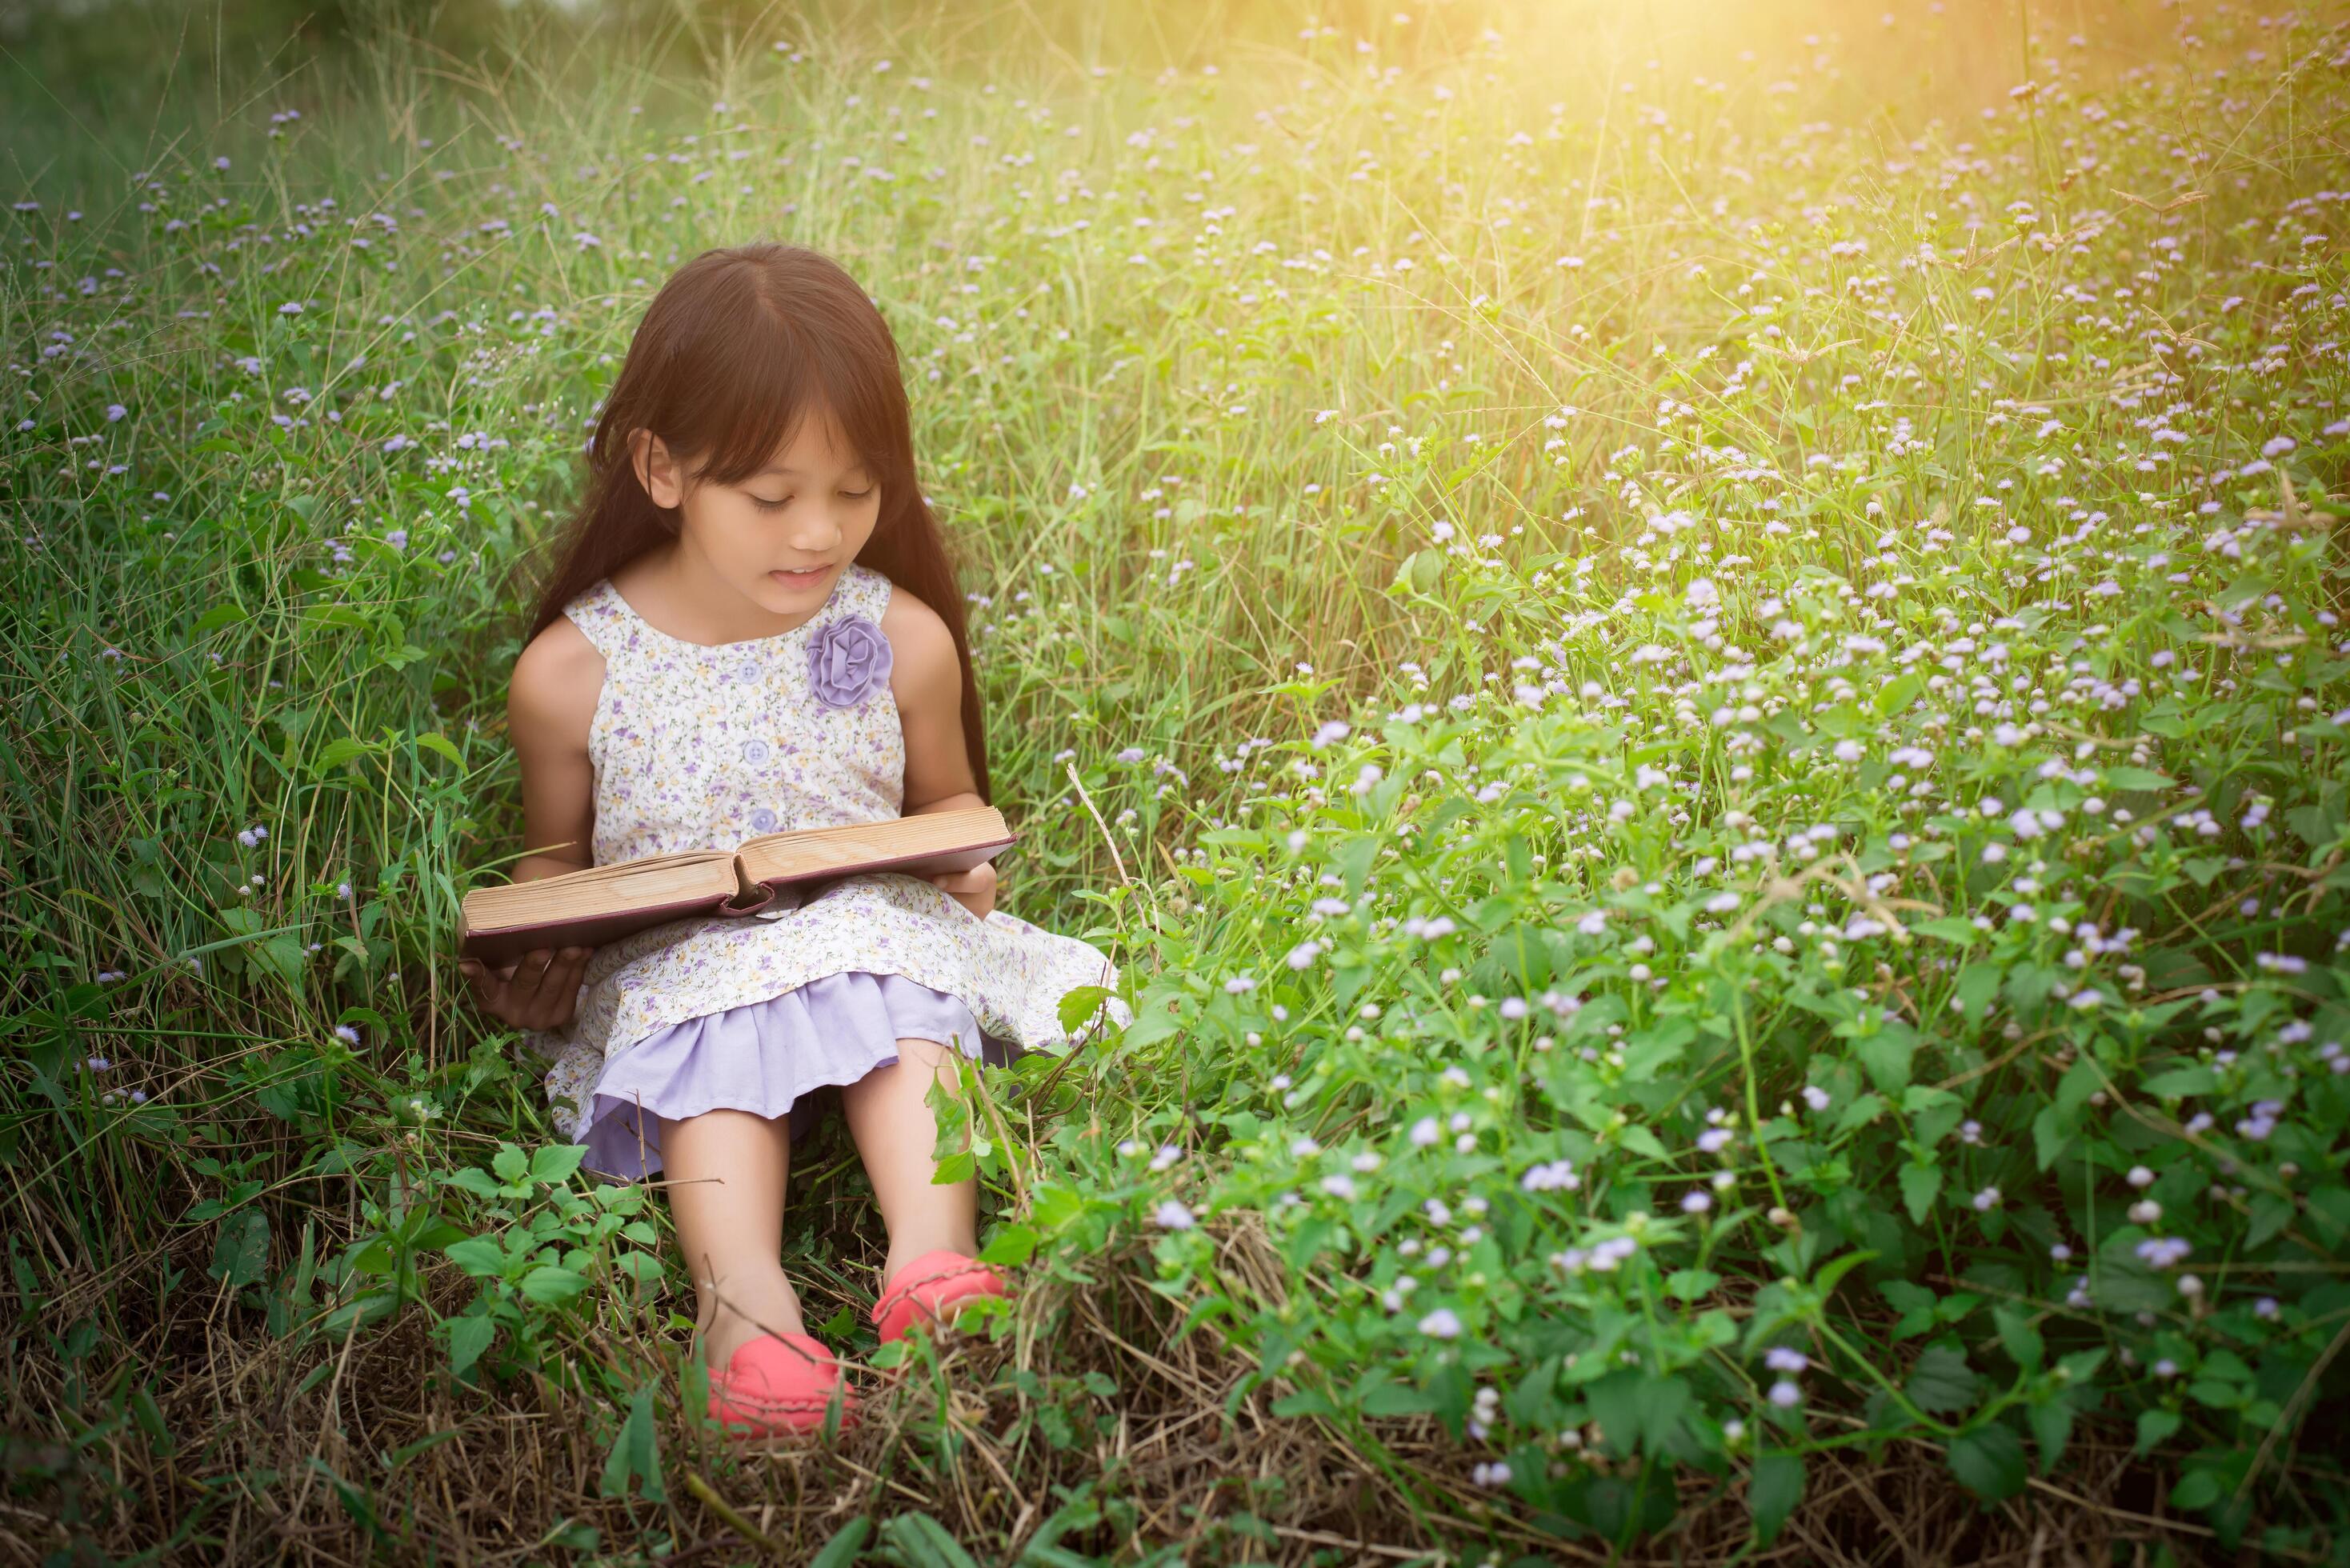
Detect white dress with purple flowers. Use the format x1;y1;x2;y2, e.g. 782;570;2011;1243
528;562;1123;1180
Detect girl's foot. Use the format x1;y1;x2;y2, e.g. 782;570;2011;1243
707;1331;859;1437
869;1249;1010;1345
697;1276;807;1374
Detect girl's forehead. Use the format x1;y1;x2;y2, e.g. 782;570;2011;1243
763;412;863;471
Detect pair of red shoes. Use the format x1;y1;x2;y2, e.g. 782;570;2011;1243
703;1250;1010;1438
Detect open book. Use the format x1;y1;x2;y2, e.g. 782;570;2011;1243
458;806;1015;962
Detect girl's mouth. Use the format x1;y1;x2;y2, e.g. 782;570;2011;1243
771;566;829;586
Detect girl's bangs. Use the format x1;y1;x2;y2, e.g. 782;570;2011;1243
694;304;896;488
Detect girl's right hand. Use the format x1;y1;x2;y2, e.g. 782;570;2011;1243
458;946;594;1031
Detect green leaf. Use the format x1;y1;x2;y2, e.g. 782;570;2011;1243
1359;1382;1441;1417
2168;1469;2224;1511
445;1314;495;1378
491;1146;528;1184
1900;1162;1943;1224
1271;1388;1339;1418
1946;1422;2026;1500
528;1144;586;1186
192;602;250;635
1992;1305;2044;1370
880;1511;983;1568
519;1266;588;1306
1055;985;1112;1036
1873;670;1924;716
1905;1345;1979;1414
810;1518;873;1568
413;731;465;767
2138;1064;2216;1098
2100;766;2173;792
599;1382;667;1502
209;1210;270;1290
310;737;374;778
2135;1408;2182;1454
442;1236;508;1278
1584;1370;1688;1455
977;1223;1037;1269
1857;1025;1916;1092
2027;1393;2073;1472
1749;1451;1804;1545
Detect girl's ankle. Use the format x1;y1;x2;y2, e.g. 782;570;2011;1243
699;1286;807;1369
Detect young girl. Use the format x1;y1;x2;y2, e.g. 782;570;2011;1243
456;242;1122;1439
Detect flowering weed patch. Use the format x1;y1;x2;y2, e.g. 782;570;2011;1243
4;2;2347;1562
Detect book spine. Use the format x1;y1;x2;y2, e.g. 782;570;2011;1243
715;854;775;917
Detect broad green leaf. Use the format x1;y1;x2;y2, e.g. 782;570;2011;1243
528;1144;587;1186
1900;1162;1942;1223
1905;1344;1979;1414
519;1266;589;1305
1749;1451;1803;1545
1947;1422;2027;1500
445;1314;495;1378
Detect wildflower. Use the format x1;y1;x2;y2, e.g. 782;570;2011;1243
1767;1380;1803;1409
1223;974;1257;994
1418;1306;1463;1338
1319;1174;1357;1200
1311;719;1351;749
1148;1142;1183;1172
1520;1158;1579;1191
1801;1085;1831;1112
1972;1186;2001;1212
106;403;126;422
1765;1347;1809;1374
1680;1190;1712;1214
332;1024;361;1046
1285;940;1322;970
1411;1115;1442;1147
1152;1198;1195;1230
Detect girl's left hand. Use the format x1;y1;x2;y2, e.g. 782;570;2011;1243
931;860;997;921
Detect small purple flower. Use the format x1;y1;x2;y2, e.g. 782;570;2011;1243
807;613;893;709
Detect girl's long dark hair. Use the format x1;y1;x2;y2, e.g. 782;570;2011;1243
526;242;990;802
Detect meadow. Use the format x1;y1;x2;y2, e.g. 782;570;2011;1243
5;0;2348;1562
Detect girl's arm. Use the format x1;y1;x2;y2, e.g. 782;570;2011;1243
457;619;605;1028
884;588;995;918
506;619;605;880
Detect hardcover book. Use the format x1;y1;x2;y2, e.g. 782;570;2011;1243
458;805;1015;962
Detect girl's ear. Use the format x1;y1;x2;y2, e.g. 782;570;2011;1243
630;429;687;511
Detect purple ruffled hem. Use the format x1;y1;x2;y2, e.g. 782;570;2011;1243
578;970;1015;1182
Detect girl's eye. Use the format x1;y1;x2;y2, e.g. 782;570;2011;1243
751;495;790;510
843;487;875;500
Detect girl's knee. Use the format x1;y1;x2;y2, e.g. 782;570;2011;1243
894;1035;959;1072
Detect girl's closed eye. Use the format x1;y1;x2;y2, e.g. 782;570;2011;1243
751;487;874;511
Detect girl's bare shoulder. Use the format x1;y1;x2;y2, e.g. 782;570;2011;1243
878;582;959;697
508;616;604;751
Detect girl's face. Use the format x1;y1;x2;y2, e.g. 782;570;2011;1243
634;407;882;619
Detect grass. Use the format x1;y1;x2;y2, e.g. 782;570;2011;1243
5;0;2349;1562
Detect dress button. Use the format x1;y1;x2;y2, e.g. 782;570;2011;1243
750;808;779;833
743;740;771;764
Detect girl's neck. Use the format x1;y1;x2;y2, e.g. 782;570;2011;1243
611;541;833;646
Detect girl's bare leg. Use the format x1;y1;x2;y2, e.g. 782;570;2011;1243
659;1107;805;1370
839;1036;980;1291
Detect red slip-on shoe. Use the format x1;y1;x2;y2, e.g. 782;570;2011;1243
869;1249;1011;1346
706;1330;859;1438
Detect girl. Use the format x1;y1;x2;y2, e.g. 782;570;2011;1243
456;242;1122;1439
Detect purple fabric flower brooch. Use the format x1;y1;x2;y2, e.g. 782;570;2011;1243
807;613;893;709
